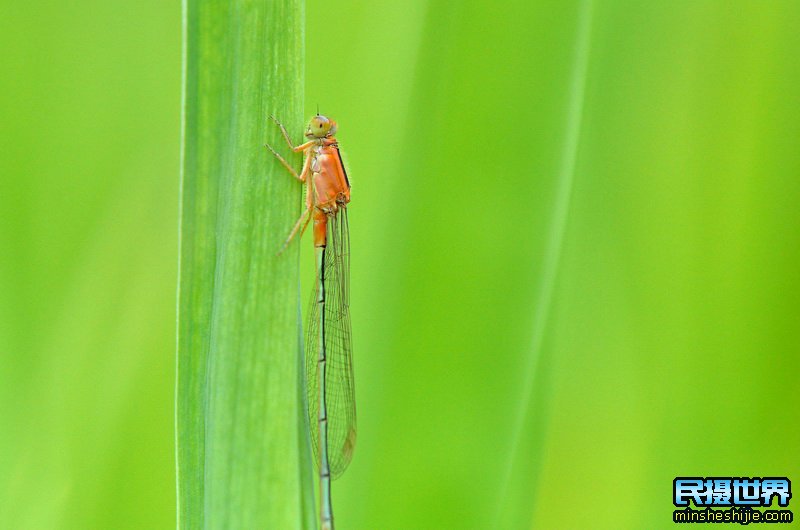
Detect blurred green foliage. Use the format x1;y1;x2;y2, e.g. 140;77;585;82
0;0;180;528
1;0;799;529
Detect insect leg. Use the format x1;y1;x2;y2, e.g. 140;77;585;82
278;205;313;255
265;142;301;179
268;114;317;152
269;114;296;150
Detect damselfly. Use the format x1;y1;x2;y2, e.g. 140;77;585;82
266;114;355;530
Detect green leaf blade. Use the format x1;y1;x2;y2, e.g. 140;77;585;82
177;0;313;528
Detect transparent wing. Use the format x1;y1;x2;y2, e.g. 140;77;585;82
306;207;356;479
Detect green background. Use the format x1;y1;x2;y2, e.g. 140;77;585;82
2;0;798;528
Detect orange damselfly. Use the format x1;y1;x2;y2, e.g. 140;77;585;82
265;114;355;530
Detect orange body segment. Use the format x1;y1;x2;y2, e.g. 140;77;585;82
306;137;350;247
310;138;350;247
312;140;350;206
312;208;328;248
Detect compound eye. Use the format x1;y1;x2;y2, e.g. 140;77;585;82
308;115;332;137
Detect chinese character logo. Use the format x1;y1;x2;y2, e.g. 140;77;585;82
674;477;791;508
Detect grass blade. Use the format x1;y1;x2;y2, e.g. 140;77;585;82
177;0;313;528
